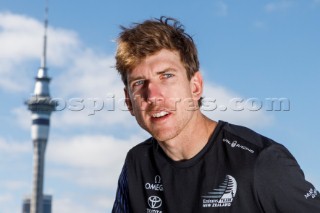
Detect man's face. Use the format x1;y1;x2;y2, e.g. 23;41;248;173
125;49;203;142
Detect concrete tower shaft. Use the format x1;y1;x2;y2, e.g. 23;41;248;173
31;139;47;213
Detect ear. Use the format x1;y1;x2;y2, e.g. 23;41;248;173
124;87;135;116
190;71;203;101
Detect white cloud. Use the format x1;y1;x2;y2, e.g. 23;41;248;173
45;134;143;212
0;137;30;154
202;82;274;129
0;138;32;212
11;107;31;130
0;194;12;203
0;12;79;64
0;60;32;92
0;180;29;191
48;135;135;169
0;12;79;92
0;12;42;61
0;138;31;190
0;194;16;213
47;134;141;188
50;48;135;128
52;195;114;213
93;196;114;211
53;50;119;98
265;0;294;13
54;197;94;213
51;101;135;131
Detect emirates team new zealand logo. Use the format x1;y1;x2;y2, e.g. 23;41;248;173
202;175;237;208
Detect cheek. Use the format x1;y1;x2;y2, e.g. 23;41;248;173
131;97;148;113
175;87;197;110
173;84;193;100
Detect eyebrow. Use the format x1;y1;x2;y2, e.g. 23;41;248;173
156;68;178;75
128;68;178;85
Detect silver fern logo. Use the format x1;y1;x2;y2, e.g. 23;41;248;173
202;175;237;208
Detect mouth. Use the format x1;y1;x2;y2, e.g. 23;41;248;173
151;111;170;118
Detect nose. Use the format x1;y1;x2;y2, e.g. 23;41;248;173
144;81;163;104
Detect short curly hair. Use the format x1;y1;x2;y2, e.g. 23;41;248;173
115;16;200;86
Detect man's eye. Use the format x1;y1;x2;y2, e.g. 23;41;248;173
133;80;144;87
162;73;174;79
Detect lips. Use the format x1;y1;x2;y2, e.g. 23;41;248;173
151;111;169;118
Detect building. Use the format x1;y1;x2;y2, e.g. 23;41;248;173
23;2;55;213
22;195;52;213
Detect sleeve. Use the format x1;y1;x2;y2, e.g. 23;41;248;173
254;144;320;213
112;162;131;213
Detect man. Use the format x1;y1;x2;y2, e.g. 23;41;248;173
112;17;320;212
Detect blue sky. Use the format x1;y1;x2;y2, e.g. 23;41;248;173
0;0;319;212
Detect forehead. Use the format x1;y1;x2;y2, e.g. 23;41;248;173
129;49;185;76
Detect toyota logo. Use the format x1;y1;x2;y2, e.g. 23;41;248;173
148;196;162;209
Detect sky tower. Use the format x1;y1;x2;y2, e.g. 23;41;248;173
24;1;55;213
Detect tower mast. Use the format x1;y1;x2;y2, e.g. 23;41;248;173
25;0;55;212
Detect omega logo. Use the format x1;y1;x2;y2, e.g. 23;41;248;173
148;196;162;208
145;175;164;191
155;175;161;183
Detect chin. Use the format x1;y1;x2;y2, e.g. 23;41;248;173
142;122;177;141
151;130;177;142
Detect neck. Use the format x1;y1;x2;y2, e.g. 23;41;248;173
158;112;217;161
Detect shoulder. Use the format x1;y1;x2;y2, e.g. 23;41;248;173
252;137;320;212
128;137;153;153
221;121;294;160
125;137;154;163
219;121;301;173
220;121;279;152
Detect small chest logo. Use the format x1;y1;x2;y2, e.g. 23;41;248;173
223;138;254;154
145;175;164;191
202;175;237;208
148;196;162;208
